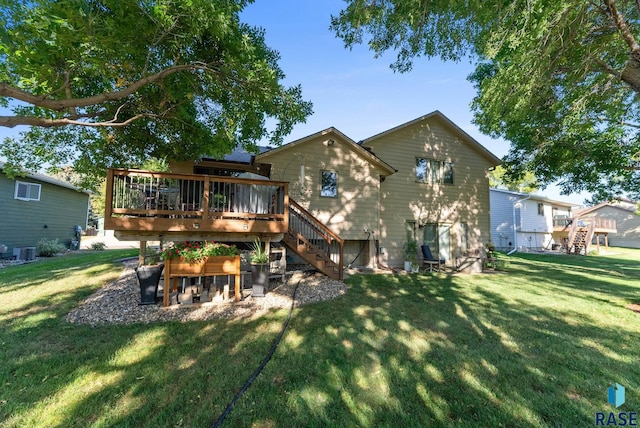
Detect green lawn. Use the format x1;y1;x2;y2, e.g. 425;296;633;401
1;248;639;427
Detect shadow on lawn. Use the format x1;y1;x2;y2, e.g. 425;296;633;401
2;251;639;427
228;253;640;426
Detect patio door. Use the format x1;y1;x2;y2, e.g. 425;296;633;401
423;223;451;262
438;224;451;262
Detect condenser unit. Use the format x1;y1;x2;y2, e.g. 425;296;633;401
13;246;36;261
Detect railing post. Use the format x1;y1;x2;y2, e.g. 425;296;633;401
202;176;210;220
105;168;115;225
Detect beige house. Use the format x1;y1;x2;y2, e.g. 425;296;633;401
258;111;501;268
105;111;501;275
576;200;640;248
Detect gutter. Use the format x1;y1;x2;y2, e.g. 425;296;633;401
507;195;532;255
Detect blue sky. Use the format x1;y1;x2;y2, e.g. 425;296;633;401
0;0;589;204
240;0;590;205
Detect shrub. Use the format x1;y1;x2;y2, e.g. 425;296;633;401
160;241;238;263
36;238;66;257
90;242;107;251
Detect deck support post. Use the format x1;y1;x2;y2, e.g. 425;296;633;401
139;241;146;265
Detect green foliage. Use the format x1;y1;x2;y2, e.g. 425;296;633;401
160;241;238;263
489;165;539;193
90;242;107;251
332;0;640;200
249;238;269;264
0;0;312;188
140;157;170;172
402;239;418;263
36;238;66;257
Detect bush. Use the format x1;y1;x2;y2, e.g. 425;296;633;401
36;238;66;257
90;242;107;251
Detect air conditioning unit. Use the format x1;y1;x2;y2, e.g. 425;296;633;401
13;246;36;261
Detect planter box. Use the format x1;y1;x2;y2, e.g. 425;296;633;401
163;255;240;306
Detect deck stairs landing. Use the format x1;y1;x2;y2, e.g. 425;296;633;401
567;221;595;255
283;199;344;280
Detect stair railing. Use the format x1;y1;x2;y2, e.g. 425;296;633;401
288;199;344;279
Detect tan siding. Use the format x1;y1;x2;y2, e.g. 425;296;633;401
590;206;640;248
364;116;494;267
260;133;384;241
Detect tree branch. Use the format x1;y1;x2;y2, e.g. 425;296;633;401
0;113;158;128
604;0;640;52
0;62;218;112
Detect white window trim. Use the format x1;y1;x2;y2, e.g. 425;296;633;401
14;181;41;201
416;157;454;185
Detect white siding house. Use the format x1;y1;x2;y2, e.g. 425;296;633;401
490;189;576;251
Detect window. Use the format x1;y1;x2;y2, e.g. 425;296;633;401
14;181;41;201
537;203;544;216
416;158;454;184
405;220;417;242
320;171;337;197
460;223;469;252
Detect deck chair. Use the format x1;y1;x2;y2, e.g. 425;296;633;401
421;245;445;272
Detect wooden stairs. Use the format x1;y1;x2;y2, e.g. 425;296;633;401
282;199;344;280
566;221;595;255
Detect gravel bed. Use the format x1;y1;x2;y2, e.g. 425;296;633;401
66;260;348;326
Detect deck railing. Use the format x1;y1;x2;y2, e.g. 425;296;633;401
553;216;616;231
286;199;344;279
105;168;289;234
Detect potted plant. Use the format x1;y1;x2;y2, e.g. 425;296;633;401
249;238;269;297
402;239;418;272
136;246;164;305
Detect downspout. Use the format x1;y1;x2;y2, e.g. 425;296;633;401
507;195;532;255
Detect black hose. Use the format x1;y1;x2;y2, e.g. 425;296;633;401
211;278;302;428
347;231;372;268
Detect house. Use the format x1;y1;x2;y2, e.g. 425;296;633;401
358;112;501;268
489;188;617;254
256;111;500;268
0;162;90;259
490;188;577;252
105;111;501;277
574;200;639;248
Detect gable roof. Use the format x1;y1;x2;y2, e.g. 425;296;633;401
359;110;502;166
256;127;397;176
0;162;90;195
575;201;638;217
490;188;578;208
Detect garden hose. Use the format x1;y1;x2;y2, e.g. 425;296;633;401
211;277;302;428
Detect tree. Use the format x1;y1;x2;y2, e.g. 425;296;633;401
0;0;312;189
489;166;540;194
332;0;640;199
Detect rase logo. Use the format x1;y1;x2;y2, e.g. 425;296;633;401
610;384;626;408
595;383;637;426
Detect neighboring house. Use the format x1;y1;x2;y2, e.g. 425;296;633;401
259;111;501;268
575;200;640;248
0;162;90;259
105;111;501;272
490;188;577;252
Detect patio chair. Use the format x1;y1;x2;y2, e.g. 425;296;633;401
421;245;445;272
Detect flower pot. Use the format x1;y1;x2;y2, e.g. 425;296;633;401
250;263;269;297
136;263;164;305
404;261;412;272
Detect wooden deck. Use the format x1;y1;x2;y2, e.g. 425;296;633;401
105;168;289;241
553;217;617;234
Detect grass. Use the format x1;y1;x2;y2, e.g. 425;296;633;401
1;248;639;427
